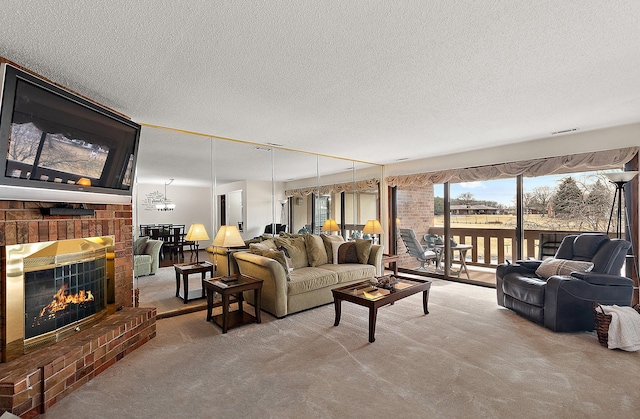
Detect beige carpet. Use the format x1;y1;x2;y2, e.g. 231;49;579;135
42;279;639;418
137;266;208;317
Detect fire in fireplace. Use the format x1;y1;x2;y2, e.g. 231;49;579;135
3;236;113;361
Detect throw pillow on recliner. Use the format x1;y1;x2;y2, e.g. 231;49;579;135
535;258;594;280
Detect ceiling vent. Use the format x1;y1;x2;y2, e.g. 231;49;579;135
552;128;579;135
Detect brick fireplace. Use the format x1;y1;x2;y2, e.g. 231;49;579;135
0;200;155;417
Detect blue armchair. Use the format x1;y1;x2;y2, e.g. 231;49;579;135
496;233;633;332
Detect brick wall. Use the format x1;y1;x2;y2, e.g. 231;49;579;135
396;184;435;269
0;200;135;363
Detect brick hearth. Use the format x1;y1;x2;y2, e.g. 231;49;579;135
0;308;155;417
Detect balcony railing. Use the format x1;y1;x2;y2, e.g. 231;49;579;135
427;227;584;268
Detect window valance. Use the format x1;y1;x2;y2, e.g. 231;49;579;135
285;178;379;198
386;147;639;188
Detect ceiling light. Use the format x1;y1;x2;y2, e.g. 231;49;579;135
156;179;175;211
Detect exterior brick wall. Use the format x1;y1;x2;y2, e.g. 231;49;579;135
0;308;155;417
396;184;435;269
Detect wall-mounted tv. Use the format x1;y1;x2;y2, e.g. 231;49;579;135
0;63;140;204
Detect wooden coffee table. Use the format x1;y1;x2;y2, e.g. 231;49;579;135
332;277;431;343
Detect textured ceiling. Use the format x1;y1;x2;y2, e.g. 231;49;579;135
1;1;640;185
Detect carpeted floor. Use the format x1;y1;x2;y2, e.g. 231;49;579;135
42;279;640;418
137;266;208;317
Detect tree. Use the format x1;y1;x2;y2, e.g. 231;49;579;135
433;196;444;215
552;176;583;217
457;192;474;206
583;179;613;230
524;186;553;216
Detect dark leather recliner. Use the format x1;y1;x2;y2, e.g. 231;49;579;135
496;233;633;332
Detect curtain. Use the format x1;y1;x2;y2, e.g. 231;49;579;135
386;147;639;187
285;178;379;198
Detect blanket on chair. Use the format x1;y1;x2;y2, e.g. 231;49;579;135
602;305;640;351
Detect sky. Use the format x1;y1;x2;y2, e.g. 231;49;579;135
434;171;614;207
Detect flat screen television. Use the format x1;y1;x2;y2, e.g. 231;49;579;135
0;63;140;204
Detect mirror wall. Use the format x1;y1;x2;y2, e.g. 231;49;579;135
133;127;383;311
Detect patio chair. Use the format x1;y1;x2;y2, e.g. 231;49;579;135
399;228;438;270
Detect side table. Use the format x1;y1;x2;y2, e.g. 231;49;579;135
174;262;214;304
202;274;263;333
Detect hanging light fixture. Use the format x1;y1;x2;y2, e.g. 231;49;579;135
156;179;176;211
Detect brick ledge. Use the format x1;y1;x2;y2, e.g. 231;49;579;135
0;307;156;418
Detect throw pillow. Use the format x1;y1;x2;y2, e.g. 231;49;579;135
262;249;292;281
274;236;309;269
134;236;149;255
249;239;276;255
535;258;594;280
337;242;359;264
355;238;373;264
305;234;329;267
321;234;344;264
276;246;294;270
331;241;342;265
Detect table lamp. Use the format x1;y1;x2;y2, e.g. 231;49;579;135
212;225;245;281
321;219;340;235
362;219;384;244
185;223;210;264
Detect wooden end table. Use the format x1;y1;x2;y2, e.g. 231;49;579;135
381;254;399;275
332;277;431;343
202;274;263;333
174;262;214;304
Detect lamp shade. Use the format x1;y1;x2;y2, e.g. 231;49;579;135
212;225;245;248
362;220;384;235
185;223;210;242
321;219;340;232
604;171;639;183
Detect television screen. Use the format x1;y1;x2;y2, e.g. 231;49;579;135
0;63;140;202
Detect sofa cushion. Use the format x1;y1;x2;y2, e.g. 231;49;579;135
134;236;149;255
305;234;328;267
275;236;309;269
288;267;338;295
535;258;594;280
318;263;376;283
262;249;292;280
502;272;546;307
321;234;344;264
337;242;359;264
355;239;373;264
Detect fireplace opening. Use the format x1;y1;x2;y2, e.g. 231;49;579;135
3;236;113;361
25;259;105;341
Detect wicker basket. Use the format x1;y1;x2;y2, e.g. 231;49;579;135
593;302;640;347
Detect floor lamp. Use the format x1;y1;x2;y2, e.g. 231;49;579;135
605;171;639;295
605;171;638;239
